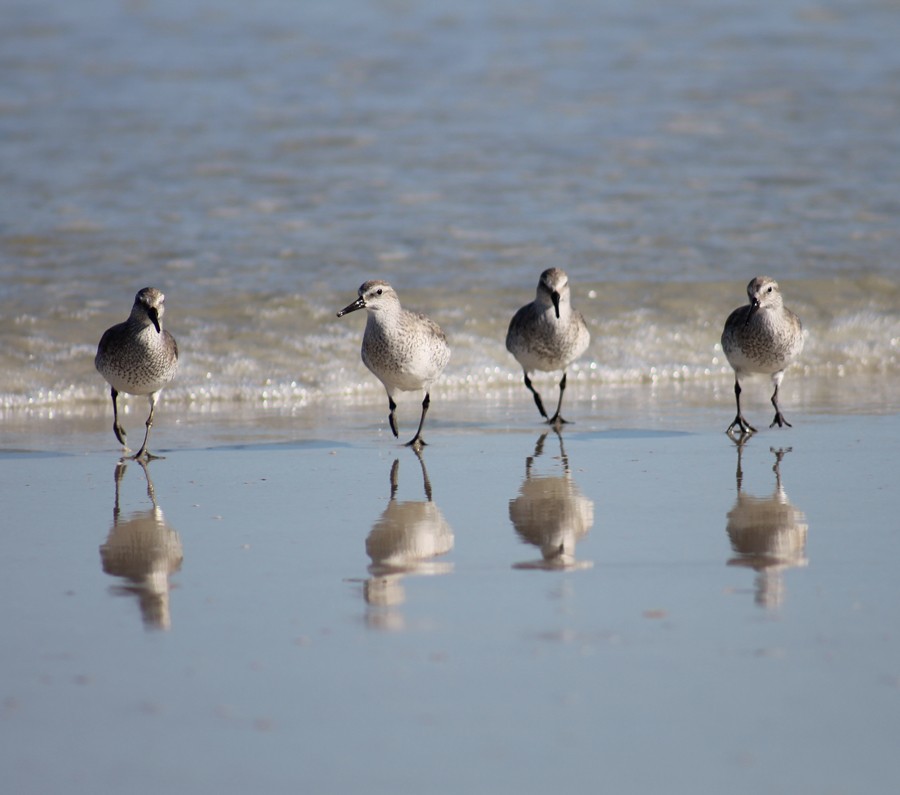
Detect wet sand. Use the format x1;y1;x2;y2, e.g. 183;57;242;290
1;379;899;794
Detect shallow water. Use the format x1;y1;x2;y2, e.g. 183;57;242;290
1;0;899;411
2;415;899;794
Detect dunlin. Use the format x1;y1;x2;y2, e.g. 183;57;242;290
95;287;178;459
337;280;450;449
506;268;590;426
721;276;804;435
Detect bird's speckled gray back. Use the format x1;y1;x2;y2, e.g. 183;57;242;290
506;268;590;373
721;276;803;375
95;287;179;396
358;284;450;393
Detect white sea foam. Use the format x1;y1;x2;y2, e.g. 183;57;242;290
1;289;896;411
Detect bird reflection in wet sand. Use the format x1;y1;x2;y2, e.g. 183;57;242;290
509;431;594;570
726;442;808;610
99;460;183;630
364;452;454;630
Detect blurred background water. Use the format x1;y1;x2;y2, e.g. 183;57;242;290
2;0;898;413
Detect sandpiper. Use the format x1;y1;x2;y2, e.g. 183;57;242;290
721;276;804;435
95;287;179;459
506;268;590;426
337;280;450;449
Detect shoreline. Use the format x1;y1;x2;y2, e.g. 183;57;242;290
2;371;896;458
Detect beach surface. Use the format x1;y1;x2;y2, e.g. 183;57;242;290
3;0;900;790
2;381;899;794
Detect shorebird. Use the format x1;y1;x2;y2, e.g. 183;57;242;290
721;276;804;435
95;287;179;460
506;268;590;426
337;280;450;449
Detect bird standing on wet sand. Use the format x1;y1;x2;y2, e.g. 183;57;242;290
337;280;450;450
506;267;590;427
95;287;179;460
721;276;804;436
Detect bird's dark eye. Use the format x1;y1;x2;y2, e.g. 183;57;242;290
376;289;383;295
767;286;773;293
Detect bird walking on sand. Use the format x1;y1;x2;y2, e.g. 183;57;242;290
337;280;450;450
721;276;804;436
506;268;590;427
95;287;179;460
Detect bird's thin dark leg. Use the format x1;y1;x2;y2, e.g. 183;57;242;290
726;379;756;435
405;392;430;449
523;371;549;420
388;397;399;438
133;393;162;460
548;372;571;427
769;383;792;428
111;388;127;447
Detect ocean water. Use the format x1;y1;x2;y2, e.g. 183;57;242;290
2;0;899;415
3;5;900;791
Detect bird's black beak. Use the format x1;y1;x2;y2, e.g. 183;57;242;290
744;299;760;327
337;297;366;317
551;291;561;320
148;307;161;333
